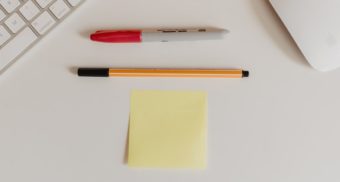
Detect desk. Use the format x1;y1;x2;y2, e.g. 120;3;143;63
1;0;340;181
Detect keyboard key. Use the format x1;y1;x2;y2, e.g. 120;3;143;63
0;25;11;46
20;0;40;21
35;0;53;8
0;27;37;71
49;0;70;19
5;13;25;33
0;0;20;13
67;0;81;7
31;11;55;35
0;9;5;21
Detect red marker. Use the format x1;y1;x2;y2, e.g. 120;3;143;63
90;28;228;43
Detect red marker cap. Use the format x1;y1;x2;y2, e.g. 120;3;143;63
90;30;142;43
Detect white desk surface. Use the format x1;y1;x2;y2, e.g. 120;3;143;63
1;1;340;181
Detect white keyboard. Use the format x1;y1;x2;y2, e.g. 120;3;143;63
0;0;84;74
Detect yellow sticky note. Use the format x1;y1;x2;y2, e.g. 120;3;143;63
128;90;207;169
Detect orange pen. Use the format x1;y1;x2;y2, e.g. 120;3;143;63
77;68;249;78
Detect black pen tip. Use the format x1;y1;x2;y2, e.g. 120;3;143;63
242;70;249;78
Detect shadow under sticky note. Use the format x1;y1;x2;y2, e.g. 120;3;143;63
128;90;207;169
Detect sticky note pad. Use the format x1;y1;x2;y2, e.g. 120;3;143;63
128;90;207;169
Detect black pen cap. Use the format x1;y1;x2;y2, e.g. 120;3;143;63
78;68;110;77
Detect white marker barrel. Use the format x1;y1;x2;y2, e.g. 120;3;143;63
141;28;229;42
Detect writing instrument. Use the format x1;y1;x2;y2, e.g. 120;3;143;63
77;68;249;78
90;28;229;43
